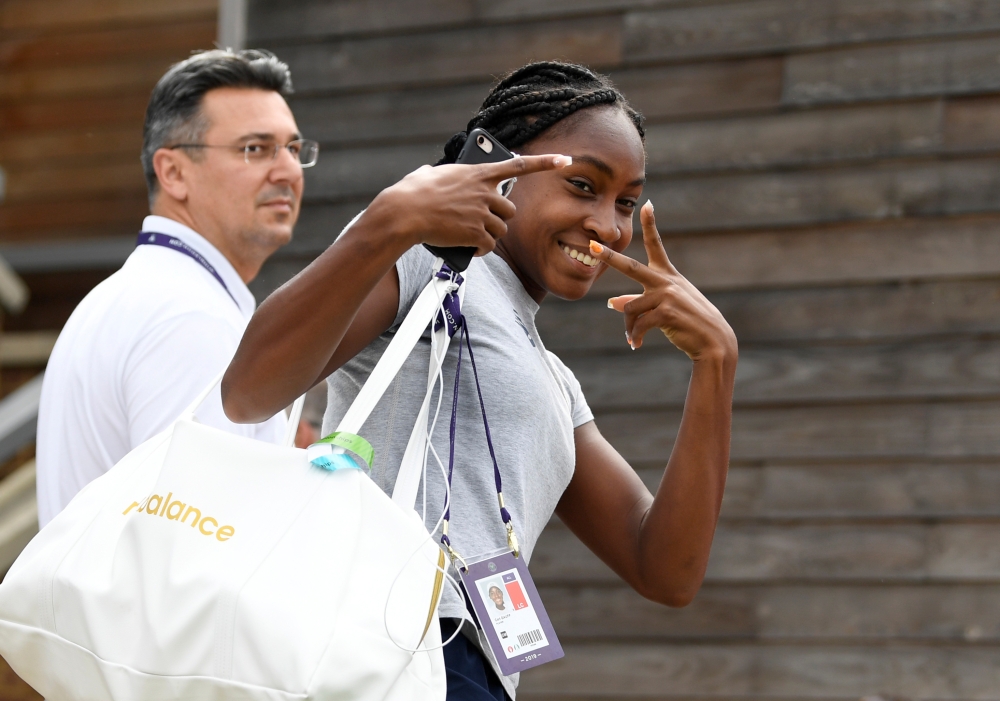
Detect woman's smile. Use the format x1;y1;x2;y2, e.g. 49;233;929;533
559;241;600;269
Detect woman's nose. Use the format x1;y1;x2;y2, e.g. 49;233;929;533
585;207;620;243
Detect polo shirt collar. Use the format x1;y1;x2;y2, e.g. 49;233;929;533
141;215;256;318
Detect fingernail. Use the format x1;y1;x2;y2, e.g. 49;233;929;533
647;200;654;212
553;155;572;167
590;241;604;254
625;331;631;344
607;298;614;309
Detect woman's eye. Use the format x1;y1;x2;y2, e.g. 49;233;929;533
618;199;637;210
569;179;594;194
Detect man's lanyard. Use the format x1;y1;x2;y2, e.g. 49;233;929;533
436;275;520;570
136;231;239;307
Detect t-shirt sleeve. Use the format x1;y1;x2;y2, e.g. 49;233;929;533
391;244;438;330
545;351;594;428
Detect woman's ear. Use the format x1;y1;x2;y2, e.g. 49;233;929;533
152;148;190;203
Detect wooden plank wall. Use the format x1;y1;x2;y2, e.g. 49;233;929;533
0;3;217;698
249;1;1000;699
0;0;218;333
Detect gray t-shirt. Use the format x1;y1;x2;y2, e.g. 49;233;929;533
324;246;593;691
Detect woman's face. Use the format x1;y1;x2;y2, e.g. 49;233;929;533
498;106;646;302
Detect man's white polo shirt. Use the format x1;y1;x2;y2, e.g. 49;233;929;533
36;215;286;527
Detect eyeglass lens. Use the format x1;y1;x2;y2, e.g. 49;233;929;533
244;140;319;167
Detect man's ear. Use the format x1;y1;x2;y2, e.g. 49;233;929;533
152;148;190;203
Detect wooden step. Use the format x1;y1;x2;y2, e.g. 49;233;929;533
598;399;1000;463
567;338;1000;410
538;277;1000;348
538;582;1000;643
715;463;1000;520
532;520;1000;584
517;641;1000;700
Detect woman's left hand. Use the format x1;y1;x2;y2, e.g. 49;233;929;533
589;201;737;361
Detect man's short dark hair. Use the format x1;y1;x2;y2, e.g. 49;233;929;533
141;49;293;204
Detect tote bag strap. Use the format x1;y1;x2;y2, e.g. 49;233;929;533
329;259;466;512
178;374;306;449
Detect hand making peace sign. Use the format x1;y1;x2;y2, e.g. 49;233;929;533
588;201;737;361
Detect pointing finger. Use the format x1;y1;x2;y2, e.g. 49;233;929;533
641;201;675;273
588;240;661;288
481;154;572;182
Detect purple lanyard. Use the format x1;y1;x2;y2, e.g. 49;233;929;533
436;268;518;566
137;232;239;307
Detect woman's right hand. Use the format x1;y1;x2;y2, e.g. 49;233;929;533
367;154;571;254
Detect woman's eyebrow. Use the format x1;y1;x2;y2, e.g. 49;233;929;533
573;154;645;186
573;155;614;177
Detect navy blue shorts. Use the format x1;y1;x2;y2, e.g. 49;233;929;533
440;619;510;701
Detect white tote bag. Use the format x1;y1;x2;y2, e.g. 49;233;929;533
0;261;466;701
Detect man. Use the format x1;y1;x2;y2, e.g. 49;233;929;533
36;49;316;526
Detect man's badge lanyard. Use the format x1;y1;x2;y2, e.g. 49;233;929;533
137;232;239;307
435;271;565;676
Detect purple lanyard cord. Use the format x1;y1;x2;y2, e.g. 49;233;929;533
437;269;517;565
136;232;239;307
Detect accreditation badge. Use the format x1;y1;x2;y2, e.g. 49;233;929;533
458;550;564;675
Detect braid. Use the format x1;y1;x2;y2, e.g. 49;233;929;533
436;61;644;165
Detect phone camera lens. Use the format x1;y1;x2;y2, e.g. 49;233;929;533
476;135;493;153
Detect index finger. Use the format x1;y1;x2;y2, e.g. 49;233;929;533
481;154;572;182
588;241;661;287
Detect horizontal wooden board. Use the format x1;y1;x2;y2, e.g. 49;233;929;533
716;463;1000;519
300;152;1000;232
626;0;1000;63
285;207;1000;297
291;56;782;151
784;34;1000;106
290;82;488;147
0;93;148;133
531;520;1000;583
539;582;1000;641
249;0;704;43
518;641;1000;698
567;337;1000;410
596;400;1000;463
593;214;1000;295
3;159;144;203
0;195;147;239
538;278;1000;349
0;124;141;164
0;56;176;101
0;0;215;31
944;94;1000;151
303;142;441;201
610;57;783;122
0;17;216;69
248;0;471;42
642;156;1000;234
645;100;944;175
278;17;622;94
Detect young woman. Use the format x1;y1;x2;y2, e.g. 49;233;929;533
223;62;737;701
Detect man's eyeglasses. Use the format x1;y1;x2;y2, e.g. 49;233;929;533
168;139;319;167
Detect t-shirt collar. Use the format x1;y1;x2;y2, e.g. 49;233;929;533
483;252;540;317
141;215;256;318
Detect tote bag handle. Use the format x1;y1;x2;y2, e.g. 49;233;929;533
177;375;306;449
179;258;461;506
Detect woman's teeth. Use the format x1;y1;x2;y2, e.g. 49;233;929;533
563;245;598;268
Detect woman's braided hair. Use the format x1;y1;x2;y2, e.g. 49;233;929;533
437;61;644;165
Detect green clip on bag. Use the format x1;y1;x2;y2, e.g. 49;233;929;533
0;259;465;701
